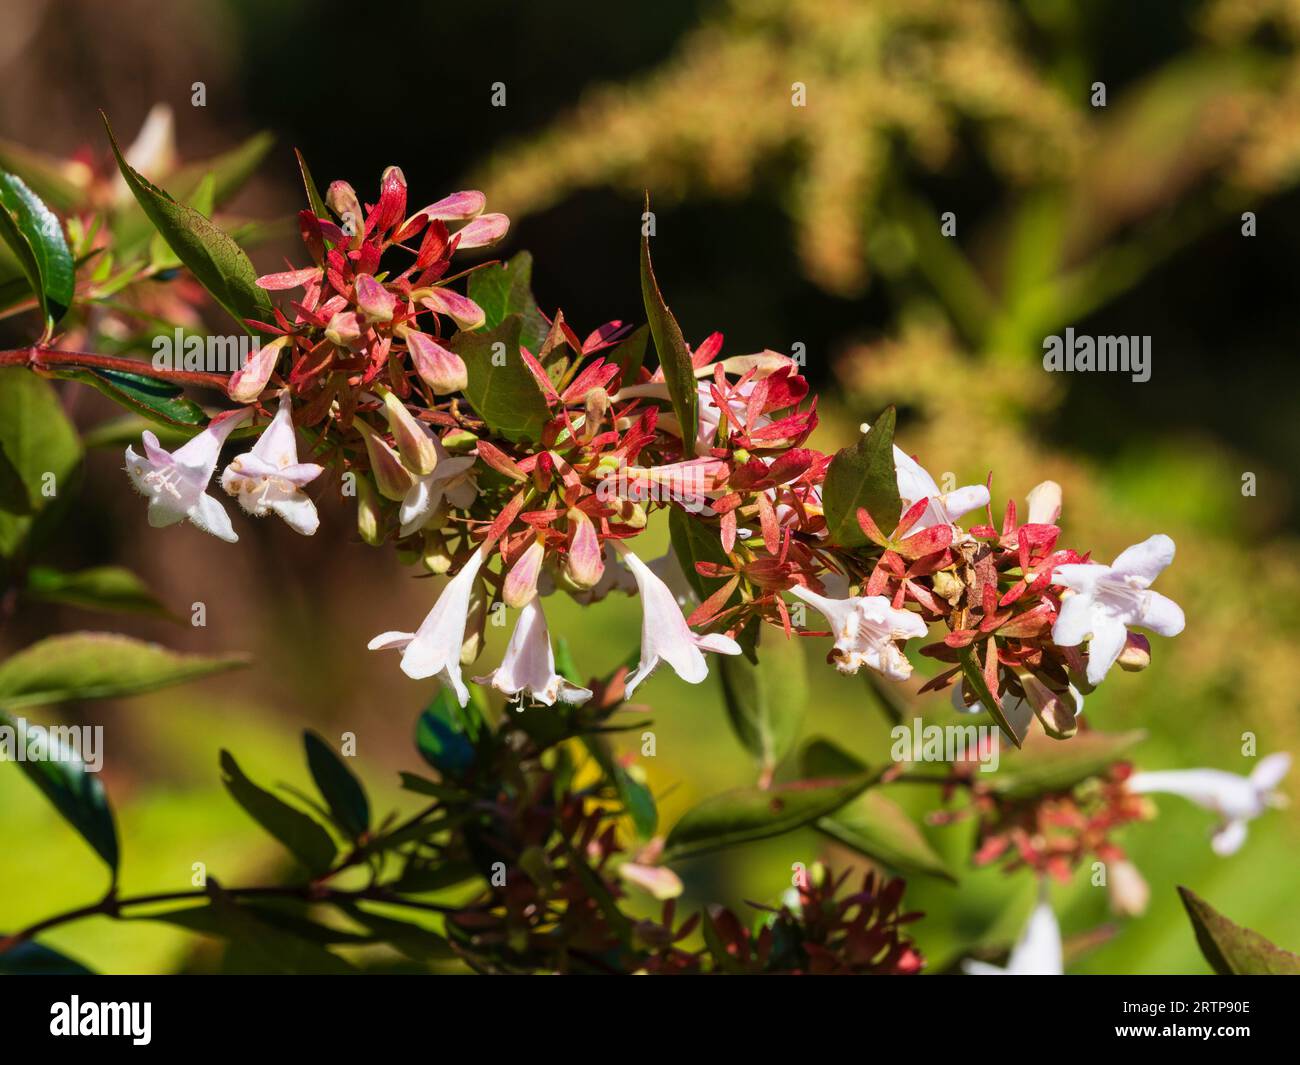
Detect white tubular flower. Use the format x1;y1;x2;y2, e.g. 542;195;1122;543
791;584;927;680
963;895;1063;976
859;421;990;534
367;545;488;706
618;546;741;696
221;394;324;535
398;429;478;537
1051;534;1185;685
474;598;592;706
125;408;250;542
1128;753;1290;856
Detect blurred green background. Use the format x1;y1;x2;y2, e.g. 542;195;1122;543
1;0;1298;973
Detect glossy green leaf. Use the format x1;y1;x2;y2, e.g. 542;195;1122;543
303;729;370;840
219;750;337;876
416;686;485;779
0;632;247;710
50;366;208;428
1178;886;1300;976
718;627;807;772
450;315;551;443
990;729;1146;799
26;564;170;618
822;406;900;547
0;171;75;329
2;710;118;874
104;113;270;332
640;195;697;456
294;148;330;220
0;367;81;556
663;768;883;861
466;250;549;352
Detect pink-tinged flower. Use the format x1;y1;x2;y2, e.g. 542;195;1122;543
568;543;638;604
227;335;289;402
221;394;323;535
646;545;697;608
368;545;488;705
406;331;468;395
1128;753;1290;856
860;422;990;534
420;288;485;331
618;546;742;695
1026;480;1063;525
473;598;592;706
125;408;250;542
409;190;487;224
618;861;684;900
963;894;1063;976
355;419;416;501
1051;534;1185;685
454;213;509;249
791;585;927;680
398;430;478;537
503;539;546;608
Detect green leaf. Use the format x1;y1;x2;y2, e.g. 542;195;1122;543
416;686;485;779
667;506;734;604
0;632;247;710
150;172;215;271
2;709;118;874
640;194;698;456
219;750;337;876
25;564;170;618
989;729;1146;799
0;367;81;556
0;171;75;330
663;768;883;861
718;627;807;773
103;113;270;332
958;645;1025;750
335;904;454;963
50;366;208;428
0;940;94;974
822;406;901;547
1178;886;1300;975
466;250;549;352
606;323;649;383
449;315;551;443
303;730;370;840
294;148;330;220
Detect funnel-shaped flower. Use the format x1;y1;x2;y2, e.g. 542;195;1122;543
963;895;1063;976
503;539;546;608
367;545;488;705
1051;534;1185;685
859;422;990;534
791;585;927;680
474;598;592;706
1128;754;1290;856
379;389;436;475
227;336;289;403
125;408;250;542
398;430;478;537
221;394;324;535
619;546;741;695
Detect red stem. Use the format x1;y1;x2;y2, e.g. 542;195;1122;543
0;346;231;391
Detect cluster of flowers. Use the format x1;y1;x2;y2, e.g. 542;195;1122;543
123;166;1187;743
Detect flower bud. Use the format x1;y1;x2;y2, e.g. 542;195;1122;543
1107;859;1149;918
442;428;478;452
354;274;396;323
421;531;452;575
378;388;436;475
354;473;383;546
326;180;364;249
419;287;486;331
1026;480;1063;525
227;335;289;402
503;539;546;608
1021;673;1079;739
583;387;609;439
326;309;363;350
355;419;415;501
1117;632;1151;672
406;330;468;395
564;509;604;589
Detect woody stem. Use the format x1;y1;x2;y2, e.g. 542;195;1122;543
0;347;231;390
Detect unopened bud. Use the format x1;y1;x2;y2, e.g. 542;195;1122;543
564;509;604;588
1022;673;1080;739
460;575;487;665
1107;859;1149;917
326;309;363;350
326;180;364;249
356;419;415;501
1026;480;1063;525
1117;632;1150;672
503;539;546;608
227;335;289;402
406;330;468;395
355;474;383;545
354;274;396;323
583;387;609;439
378;388;436;475
422;531;452;574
